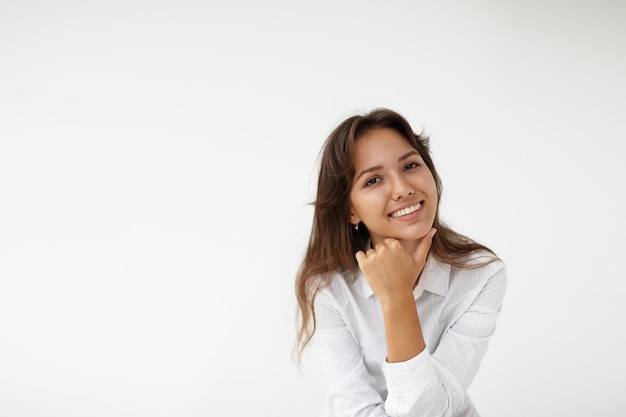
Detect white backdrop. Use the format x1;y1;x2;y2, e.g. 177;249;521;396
1;1;625;416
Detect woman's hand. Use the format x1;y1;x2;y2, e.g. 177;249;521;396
355;228;436;305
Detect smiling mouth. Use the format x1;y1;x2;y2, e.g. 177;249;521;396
389;201;423;218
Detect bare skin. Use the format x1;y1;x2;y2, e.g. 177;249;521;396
355;228;436;362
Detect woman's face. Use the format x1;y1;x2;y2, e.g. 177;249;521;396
349;128;438;248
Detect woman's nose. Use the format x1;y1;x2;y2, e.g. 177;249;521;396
391;175;414;200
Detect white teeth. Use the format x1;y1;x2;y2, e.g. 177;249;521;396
391;202;422;218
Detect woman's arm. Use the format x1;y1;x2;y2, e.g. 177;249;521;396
314;291;389;417
383;264;507;417
355;230;436;363
355;230;506;417
314;234;506;417
380;293;424;363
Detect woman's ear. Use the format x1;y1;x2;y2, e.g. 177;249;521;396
349;212;361;226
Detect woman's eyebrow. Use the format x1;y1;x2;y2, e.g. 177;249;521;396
355;151;420;181
355;165;383;182
398;150;420;161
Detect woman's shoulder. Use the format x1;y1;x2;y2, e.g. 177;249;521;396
315;269;363;307
447;250;507;291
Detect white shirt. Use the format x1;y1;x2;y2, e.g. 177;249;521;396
312;253;507;417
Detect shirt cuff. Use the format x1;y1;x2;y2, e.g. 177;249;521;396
383;348;437;395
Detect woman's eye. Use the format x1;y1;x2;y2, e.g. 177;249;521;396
404;162;420;171
365;177;380;187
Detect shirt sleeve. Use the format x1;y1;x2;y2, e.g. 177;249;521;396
383;264;508;417
313;290;388;417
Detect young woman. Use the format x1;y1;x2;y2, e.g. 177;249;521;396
295;108;507;417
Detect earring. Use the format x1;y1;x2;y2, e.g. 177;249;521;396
354;223;359;231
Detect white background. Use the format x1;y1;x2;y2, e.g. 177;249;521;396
1;1;625;416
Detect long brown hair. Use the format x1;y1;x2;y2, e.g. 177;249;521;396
294;108;498;363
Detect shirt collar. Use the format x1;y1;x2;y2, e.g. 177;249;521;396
358;254;451;300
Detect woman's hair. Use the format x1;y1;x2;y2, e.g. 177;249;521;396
294;108;498;363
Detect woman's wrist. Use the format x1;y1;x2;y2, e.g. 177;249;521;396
379;291;416;313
